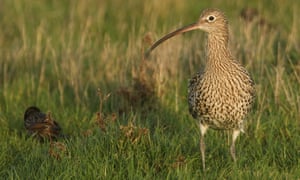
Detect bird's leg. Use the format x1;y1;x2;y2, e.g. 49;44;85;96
199;123;208;170
230;129;240;162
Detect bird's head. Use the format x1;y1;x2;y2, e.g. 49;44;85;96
24;106;41;121
196;9;228;34
145;8;229;56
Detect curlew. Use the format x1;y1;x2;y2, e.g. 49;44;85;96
146;8;255;169
24;106;63;142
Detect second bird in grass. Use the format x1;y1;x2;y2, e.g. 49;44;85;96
24;106;63;142
146;8;255;169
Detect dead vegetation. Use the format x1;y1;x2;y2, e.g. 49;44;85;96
119;122;149;144
48;141;69;160
82;88;150;146
117;34;158;111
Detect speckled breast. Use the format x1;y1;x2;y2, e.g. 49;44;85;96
188;71;254;130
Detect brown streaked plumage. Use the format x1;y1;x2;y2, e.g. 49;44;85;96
146;9;255;169
24;106;63;142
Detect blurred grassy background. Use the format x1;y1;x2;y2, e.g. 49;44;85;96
0;0;299;179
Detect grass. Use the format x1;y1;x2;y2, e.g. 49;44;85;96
0;0;299;179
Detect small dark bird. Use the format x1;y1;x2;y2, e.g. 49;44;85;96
24;106;62;141
146;9;255;169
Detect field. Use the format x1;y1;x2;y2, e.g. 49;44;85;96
0;0;299;179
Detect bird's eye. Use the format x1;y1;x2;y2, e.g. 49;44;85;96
207;15;215;22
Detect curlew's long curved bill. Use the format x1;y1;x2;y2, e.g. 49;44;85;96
145;22;199;56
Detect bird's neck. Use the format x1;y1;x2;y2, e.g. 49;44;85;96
205;33;233;72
